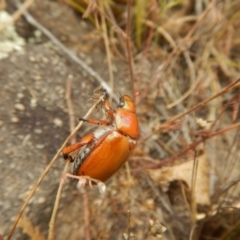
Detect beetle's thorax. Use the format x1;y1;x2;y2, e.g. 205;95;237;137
115;108;139;139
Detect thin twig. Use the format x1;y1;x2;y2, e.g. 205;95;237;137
190;151;198;225
99;0;114;103
125;0;135;100
104;2;127;55
139;78;240;146
167;49;198;108
65;79;76;141
85;0;128;40
82;188;91;240
164;78;240;125
48;160;70;240
189;225;198;240
65;79;91;240
146;121;240;169
142;20;176;49
66;79;92;240
138;0;217;104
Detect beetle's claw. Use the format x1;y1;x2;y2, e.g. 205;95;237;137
100;88;108;100
79;118;87;122
102;88;107;93
104;91;109;100
63;154;74;162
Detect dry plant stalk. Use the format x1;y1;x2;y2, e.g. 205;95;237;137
139;78;240;160
98;0;114;102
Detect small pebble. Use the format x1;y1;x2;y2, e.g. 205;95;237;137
85;57;92;65
34;29;42;39
30;98;37;108
29;56;36;62
37;197;46;204
41;57;49;63
3;148;11;154
34;128;42;134
58;87;64;95
11;116;19;123
52;58;59;65
68;74;73;79
32;75;42;81
17;134;24;140
17;93;24;99
14;103;25;111
145;198;154;209
36;144;45;149
53;118;63;127
10;163;15;169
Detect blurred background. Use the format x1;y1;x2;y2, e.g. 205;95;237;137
1;0;240;239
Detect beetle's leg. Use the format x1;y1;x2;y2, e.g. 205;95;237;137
79;118;111;126
62;133;94;160
104;98;115;121
99;89;115;120
92;89;114;120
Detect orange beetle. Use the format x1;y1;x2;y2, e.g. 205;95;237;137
62;91;139;182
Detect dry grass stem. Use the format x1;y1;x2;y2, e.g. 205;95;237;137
99;0;114;102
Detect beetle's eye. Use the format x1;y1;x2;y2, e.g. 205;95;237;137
119;97;125;107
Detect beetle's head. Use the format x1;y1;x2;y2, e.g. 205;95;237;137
118;95;135;113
